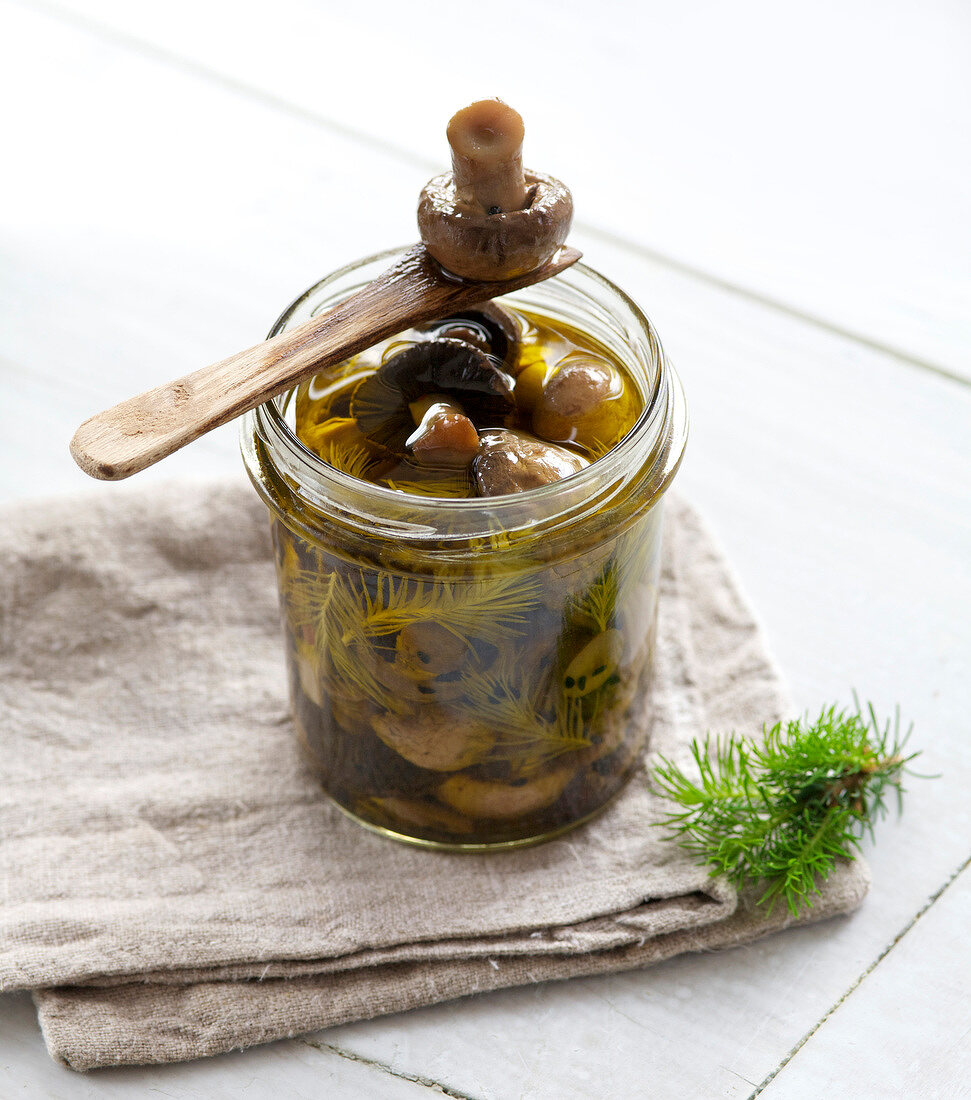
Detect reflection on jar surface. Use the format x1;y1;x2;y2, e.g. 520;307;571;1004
241;248;687;849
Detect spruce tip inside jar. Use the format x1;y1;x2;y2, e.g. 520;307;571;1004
241;100;688;849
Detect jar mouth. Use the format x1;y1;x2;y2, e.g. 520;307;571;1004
244;248;687;545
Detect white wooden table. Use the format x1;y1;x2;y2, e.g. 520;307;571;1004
2;1;969;1095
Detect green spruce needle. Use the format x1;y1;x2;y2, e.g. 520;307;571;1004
653;703;922;916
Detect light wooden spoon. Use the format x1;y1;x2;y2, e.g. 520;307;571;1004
70;243;581;480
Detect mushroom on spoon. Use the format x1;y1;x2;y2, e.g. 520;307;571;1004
419;100;574;281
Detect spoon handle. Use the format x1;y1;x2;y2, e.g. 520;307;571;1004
70;245;581;481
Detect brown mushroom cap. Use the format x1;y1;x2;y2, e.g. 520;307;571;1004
472;428;588;496
409;405;480;468
371;710;493;772
350;339;515;450
418;170;574;282
532;355;637;451
425;302;520;371
436;766;574;819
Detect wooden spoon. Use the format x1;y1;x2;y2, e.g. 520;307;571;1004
70;244;581;481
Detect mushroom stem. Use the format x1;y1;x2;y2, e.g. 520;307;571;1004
447;100;528;214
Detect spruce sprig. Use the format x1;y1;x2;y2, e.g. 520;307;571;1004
653;703;922;916
351;571;539;644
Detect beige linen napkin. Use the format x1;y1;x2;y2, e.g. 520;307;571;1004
0;483;868;1071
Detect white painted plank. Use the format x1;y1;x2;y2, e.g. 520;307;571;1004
24;0;971;379
0;4;969;1098
759;864;971;1100
0;993;447;1100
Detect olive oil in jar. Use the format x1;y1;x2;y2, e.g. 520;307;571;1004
243;252;687;850
267;300;661;847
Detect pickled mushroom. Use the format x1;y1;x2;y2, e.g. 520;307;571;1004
563;629;623;698
371;710;493;772
407;396;480;468
367;796;474;837
532;355;636;451
350;338;514;452
436;767;574;820
296;651;323;706
447;99;528;213
512;354;550;413
473;428;589;497
418;100;574;281
394;621;468;679
427;302;520;371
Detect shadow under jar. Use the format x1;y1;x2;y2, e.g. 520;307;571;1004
241;247;687;850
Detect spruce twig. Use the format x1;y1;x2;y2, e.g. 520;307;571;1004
352;571;540;644
653;704;924;915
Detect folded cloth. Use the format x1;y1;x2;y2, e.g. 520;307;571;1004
0;483;868;1071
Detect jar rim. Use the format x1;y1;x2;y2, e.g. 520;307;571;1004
242;247;687;545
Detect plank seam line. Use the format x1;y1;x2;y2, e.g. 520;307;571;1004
296;1037;483;1100
748;851;971;1098
13;0;970;391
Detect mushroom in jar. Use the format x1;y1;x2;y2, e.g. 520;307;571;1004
403;303;521;468
418;100;574;281
426;302;520;372
394;621;468;680
563;629;624;699
436;766;574;820
532;354;637;452
512;352;550;413
472;428;589;497
407;395;480;468
350;338;515;454
370;709;494;772
366;796;474;837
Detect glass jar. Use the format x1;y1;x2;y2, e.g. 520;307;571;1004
241;247;687;850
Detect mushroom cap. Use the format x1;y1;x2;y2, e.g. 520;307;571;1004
436;766;574;819
409;408;480;468
425;302;520;371
532;355;637;451
563;629;624;698
418;170;574;281
370;709;493;772
472;428;588;497
351;339;515;450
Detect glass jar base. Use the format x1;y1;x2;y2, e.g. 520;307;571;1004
324;780;632;852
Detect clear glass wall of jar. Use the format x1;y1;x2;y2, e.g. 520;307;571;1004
241;248;687;849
